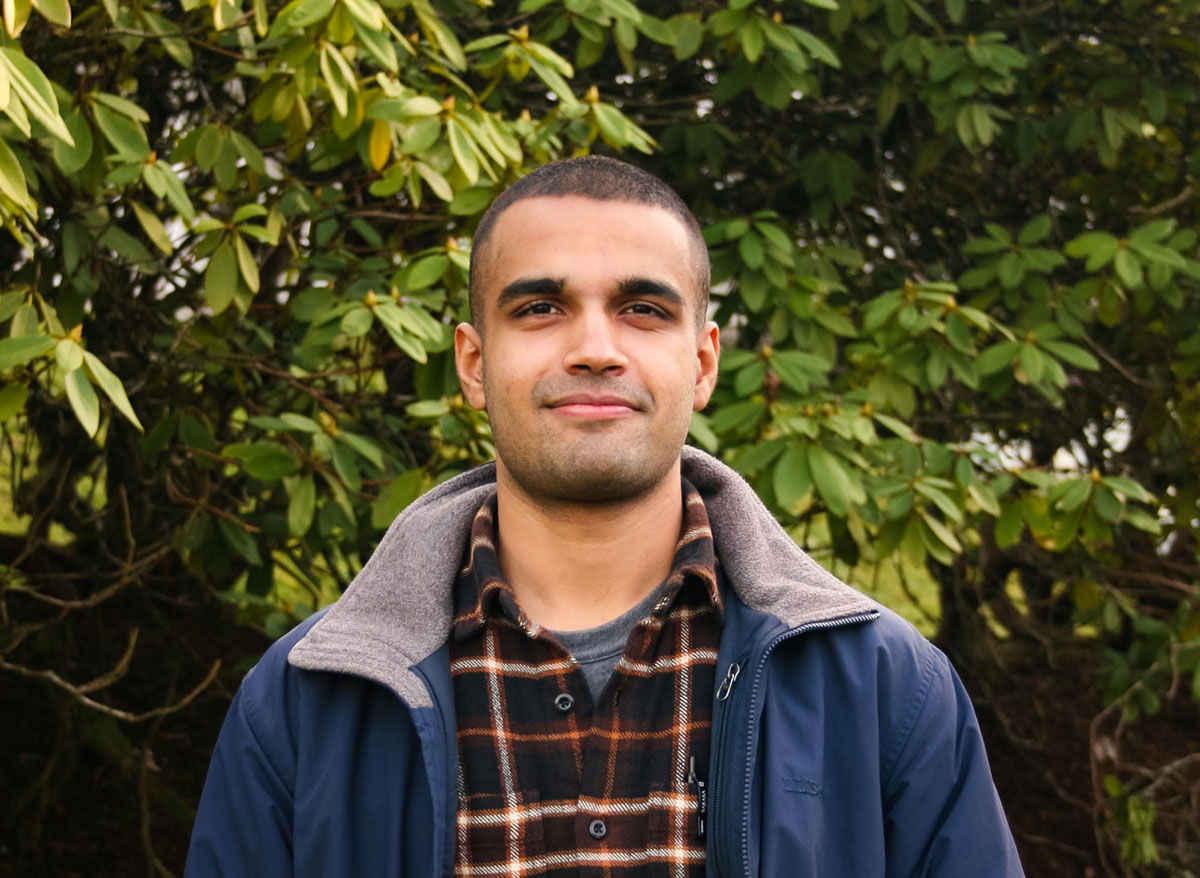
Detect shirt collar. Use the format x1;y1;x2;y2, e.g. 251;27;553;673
451;478;723;641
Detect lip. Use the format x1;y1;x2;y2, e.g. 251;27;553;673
546;393;640;419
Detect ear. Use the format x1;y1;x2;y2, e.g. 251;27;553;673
692;320;720;411
454;322;487;410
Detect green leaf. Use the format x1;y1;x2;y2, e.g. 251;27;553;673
807;444;863;518
688;411;718;452
740;19;764;63
82;350;144;431
771;350;830;393
142;9;194;66
31;0;69;27
218;518;262;566
773;443;811;509
0;382;28;420
405;398;449;418
51;109;94;174
286;473;316;538
371;469;423;529
1092;485;1121;522
1129;240;1186;270
1040;340;1099;371
1064;231;1118;270
92;103;149;160
997;251;1025;289
449;186;494;216
131;202;173;255
462;33;510;52
914;481;962;523
674;17;703;60
65;368;100;437
1101;475;1154;503
1124;506;1161;534
205;240;238;314
592;102;632;146
967;482;1001;516
1114;249;1143;289
93;92;150;123
919;509;962;553
320;44;351;117
337;430;384;470
446;118;479;184
0;48;74;144
1017;214;1052;246
1018;343;1045;383
976;341;1018;375
225;441;301;480
341;305;373;337
55;338;83;371
405;254;449;290
995;500;1024;547
1055;478;1093;512
874;412;917;442
790;25;841;68
1129;219;1174;245
0;334;53;370
638;13;675;45
234;233;260;293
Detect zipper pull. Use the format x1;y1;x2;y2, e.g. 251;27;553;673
716;661;741;701
688;755;708;838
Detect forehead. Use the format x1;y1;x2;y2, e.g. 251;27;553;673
480;196;698;303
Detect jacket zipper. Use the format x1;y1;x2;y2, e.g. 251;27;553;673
710;611;880;878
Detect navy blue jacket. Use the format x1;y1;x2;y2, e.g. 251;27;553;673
186;449;1024;877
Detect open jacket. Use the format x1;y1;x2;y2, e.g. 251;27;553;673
186;447;1024;877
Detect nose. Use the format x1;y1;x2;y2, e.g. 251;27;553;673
563;306;627;375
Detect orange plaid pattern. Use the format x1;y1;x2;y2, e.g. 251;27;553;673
449;481;722;877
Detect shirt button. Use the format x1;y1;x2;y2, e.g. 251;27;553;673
588;818;607;840
554;693;575;713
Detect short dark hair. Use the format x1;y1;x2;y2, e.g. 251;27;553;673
467;156;710;328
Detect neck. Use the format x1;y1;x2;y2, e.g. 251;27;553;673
494;460;684;631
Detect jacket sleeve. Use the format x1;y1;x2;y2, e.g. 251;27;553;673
881;644;1025;878
184;677;295;878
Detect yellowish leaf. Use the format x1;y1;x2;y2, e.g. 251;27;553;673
131;202;172;255
31;0;69;28
368;118;391;172
3;0;30;37
233;232;259;293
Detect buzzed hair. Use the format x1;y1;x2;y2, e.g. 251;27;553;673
467;156;710;328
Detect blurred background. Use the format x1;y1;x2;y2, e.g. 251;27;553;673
1;0;1198;874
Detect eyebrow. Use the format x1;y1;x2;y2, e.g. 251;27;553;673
494;276;689;319
495;277;565;311
616;277;686;312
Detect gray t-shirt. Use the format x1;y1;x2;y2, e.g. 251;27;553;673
549;586;663;703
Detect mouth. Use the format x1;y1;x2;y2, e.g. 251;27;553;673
546;393;641;419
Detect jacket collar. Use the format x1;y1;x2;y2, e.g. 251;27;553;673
287;446;879;708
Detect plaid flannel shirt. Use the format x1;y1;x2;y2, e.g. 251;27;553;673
449;479;724;877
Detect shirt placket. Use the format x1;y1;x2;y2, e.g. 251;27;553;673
573;613;665;878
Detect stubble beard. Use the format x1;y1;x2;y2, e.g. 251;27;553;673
484;375;687;507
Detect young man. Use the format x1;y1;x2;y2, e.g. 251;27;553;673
186;157;1024;876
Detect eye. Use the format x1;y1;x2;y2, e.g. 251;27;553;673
624;301;665;318
517;301;561;317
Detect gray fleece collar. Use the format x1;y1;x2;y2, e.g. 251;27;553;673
287;446;879;708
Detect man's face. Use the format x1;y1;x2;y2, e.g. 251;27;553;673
455;195;719;505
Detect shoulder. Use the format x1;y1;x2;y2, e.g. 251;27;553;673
769;604;944;686
764;606;960;747
238;608;330;706
219;611;331;770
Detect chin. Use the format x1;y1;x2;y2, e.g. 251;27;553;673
505;452;677;506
